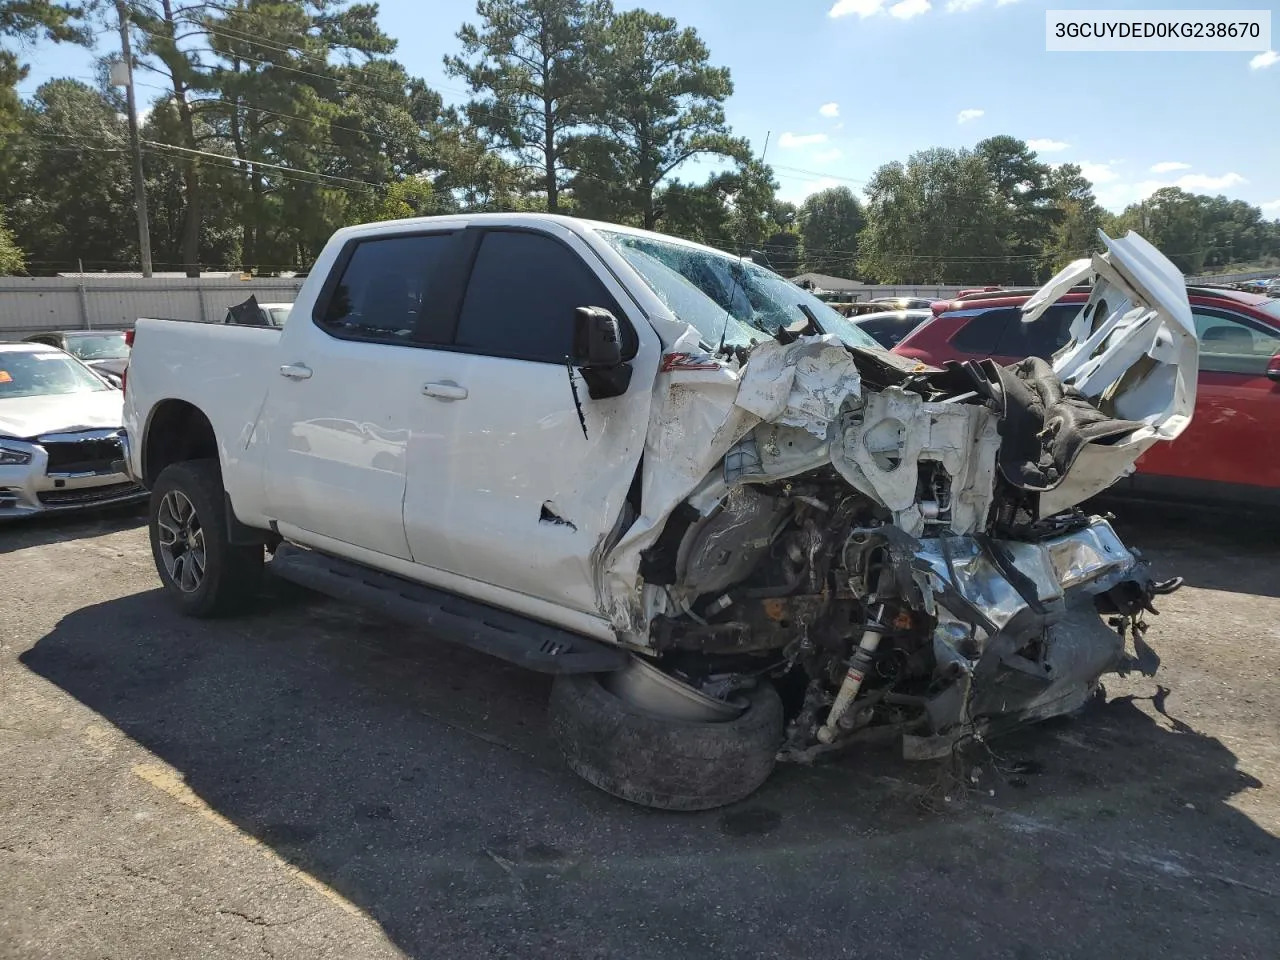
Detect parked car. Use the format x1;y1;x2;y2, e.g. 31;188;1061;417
1266;278;1280;298
852;308;932;349
0;342;145;518
893;284;1280;507
23;330;131;386
865;296;936;311
222;298;292;327
122;216;1191;810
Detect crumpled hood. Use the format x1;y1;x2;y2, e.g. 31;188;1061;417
0;391;125;440
598;229;1196;640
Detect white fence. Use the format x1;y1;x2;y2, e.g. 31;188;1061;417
0;276;979;338
811;285;972;300
1186;269;1276;285
0;277;307;336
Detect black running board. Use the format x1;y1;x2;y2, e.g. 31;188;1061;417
268;544;629;675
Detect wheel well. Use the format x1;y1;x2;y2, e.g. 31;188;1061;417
143;400;218;487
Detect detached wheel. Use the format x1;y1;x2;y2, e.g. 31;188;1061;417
149;459;263;618
549;664;784;811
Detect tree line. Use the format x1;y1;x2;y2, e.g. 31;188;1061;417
0;0;1277;282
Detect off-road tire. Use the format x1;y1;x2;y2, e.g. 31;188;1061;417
149;459;263;618
549;673;784;811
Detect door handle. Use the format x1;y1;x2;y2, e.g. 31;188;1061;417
423;381;468;401
279;363;312;380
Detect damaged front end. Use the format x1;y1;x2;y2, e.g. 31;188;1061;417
601;229;1196;761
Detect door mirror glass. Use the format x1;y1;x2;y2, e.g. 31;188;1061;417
572;306;625;368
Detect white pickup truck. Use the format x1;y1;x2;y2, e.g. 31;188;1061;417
123;214;1196;810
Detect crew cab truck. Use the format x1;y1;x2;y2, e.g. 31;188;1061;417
124;215;1194;810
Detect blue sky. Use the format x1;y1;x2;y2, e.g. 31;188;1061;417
18;0;1280;215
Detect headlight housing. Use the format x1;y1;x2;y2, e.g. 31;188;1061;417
0;444;33;466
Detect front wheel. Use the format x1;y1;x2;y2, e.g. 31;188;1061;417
149;459;263;618
549;667;784;811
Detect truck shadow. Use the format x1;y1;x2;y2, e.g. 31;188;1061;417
0;503;146;555
1107;501;1280;599
21;588;1280;960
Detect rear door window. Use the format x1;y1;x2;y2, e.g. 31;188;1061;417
949;309;1013;355
453;230;623;363
1193;310;1280;375
317;233;455;344
994;303;1081;360
858;314;921;349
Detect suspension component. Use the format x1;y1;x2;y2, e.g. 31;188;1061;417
817;604;886;744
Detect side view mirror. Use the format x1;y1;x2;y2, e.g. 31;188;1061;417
1266;352;1280;382
572;306;624;368
571;306;632;399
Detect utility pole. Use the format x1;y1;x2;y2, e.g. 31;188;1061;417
115;0;153;278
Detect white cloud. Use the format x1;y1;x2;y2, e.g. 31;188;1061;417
995;0;1020;5
956;108;984;124
1078;161;1119;184
1250;50;1278;70
778;176;846;205
813;148;843;163
889;0;930;18
1149;161;1191;174
1261;199;1280;214
829;0;884;17
946;0;982;11
1092;171;1250;212
1167;172;1247;192
779;132;829;149
1027;138;1070;153
819;102;840;118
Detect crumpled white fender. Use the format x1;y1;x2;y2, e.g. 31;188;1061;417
599;229;1196;640
1025;230;1198;513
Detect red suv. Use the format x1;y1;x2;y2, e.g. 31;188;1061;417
892;286;1280;508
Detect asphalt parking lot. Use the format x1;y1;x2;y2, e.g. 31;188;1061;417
2;504;1278;960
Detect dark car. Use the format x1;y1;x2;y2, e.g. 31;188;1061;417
852;308;932;349
891;285;1280;508
23;330;131;385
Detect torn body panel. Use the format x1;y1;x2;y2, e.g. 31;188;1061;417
595;229;1189;758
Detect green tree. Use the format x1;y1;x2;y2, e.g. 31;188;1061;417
446;0;610;213
0;211;24;273
976;135;1059;283
190;1;430;268
1112;187;1207;274
3;79;135;272
0;1;91;132
798;186;864;277
131;0;217;275
858;148;1002;283
1046;162;1105;269
652;158;783;253
368;176;435;221
573;8;743;228
141;100;242;269
1199;195;1266;268
762;230;800;276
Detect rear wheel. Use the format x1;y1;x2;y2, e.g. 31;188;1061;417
149;459;263;617
549;661;784;811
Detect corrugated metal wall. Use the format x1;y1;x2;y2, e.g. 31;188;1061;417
0;278;306;336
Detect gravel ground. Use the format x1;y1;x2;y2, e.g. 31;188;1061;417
1;503;1277;960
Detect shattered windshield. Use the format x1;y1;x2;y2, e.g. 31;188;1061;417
0;350;113;398
599;231;881;352
65;333;130;361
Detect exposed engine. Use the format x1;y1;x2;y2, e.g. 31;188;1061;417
632;340;1182;760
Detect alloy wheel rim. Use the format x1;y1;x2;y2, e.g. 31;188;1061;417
156;490;206;593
